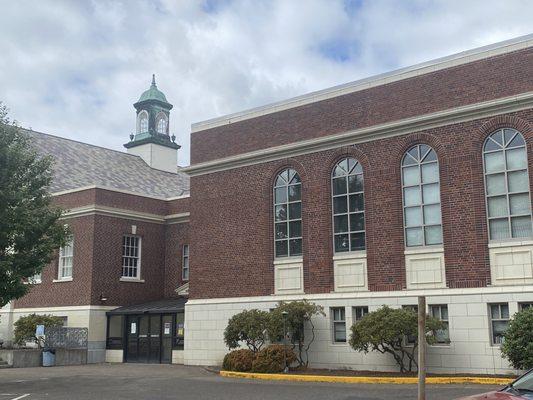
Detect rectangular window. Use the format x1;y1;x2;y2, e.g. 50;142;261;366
429;305;450;344
331;307;346;343
489;303;510;345
519;302;533;311
352;306;369;322
122;235;141;279
182;245;189;281
58;238;74;279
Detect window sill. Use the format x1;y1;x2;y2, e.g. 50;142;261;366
488;239;533;248
53;278;73;283
404;246;444;255
24;280;41;285
333;251;366;261
119;277;145;283
273;257;303;265
331;342;348;346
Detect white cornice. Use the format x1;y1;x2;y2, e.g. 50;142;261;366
52;185;190;201
184;91;533;176
60;204;190;225
192;34;533;133
9;305;118;312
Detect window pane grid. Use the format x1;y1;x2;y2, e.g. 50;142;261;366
402;145;442;246
429;305;449;344
59;239;74;279
274;169;302;258
122;235;140;278
331;307;346;343
483;129;532;240
489;303;510;345
182;244;189;281
332;158;365;253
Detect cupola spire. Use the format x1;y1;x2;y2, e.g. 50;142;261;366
151;73;156;86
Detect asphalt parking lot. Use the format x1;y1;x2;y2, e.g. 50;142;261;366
0;363;501;400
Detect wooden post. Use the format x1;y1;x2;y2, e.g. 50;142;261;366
418;296;426;400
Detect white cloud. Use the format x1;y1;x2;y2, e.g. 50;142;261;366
0;0;531;165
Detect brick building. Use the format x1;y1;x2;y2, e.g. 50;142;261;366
0;76;191;364
183;35;533;374
1;35;533;373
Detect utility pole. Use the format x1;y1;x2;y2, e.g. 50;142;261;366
418;296;426;400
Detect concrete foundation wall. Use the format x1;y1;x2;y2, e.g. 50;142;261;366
184;286;533;375
0;349;41;368
105;349;123;363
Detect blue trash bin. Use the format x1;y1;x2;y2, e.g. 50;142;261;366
42;349;55;367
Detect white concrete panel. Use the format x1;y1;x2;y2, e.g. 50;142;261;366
405;249;446;289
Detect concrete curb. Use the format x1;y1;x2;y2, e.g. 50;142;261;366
220;370;514;385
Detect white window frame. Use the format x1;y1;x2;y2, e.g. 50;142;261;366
121;235;141;280
483;128;533;241
401;144;443;247
156;112;168;134
273;168;303;258
331;157;365;253
429;304;450;344
331;307;346;343
488;303;510;346
519;302;533;311
352;306;369;323
57;238;74;280
182;244;189;281
402;305;418;345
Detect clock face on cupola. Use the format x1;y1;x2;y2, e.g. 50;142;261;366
124;75;180;173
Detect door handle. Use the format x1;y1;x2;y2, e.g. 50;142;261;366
139;335;148;338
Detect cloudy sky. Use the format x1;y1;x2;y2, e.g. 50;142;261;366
1;0;532;166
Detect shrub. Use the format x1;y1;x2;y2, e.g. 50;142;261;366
224;309;270;353
349;306;444;372
501;307;533;370
267;300;325;367
222;349;255;372
13;313;64;347
251;344;297;373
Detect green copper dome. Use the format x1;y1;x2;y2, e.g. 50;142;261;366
137;74;168;103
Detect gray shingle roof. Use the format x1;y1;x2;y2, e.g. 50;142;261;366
24;129;189;199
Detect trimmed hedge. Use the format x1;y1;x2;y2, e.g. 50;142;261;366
222;349;255;372
251;344;297;373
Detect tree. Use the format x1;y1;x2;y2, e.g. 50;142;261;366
224;309;270;353
501;307;533;370
268;300;325;367
349;305;444;372
0;102;68;307
13;313;64;347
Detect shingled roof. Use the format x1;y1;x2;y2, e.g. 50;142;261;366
25;129;189;199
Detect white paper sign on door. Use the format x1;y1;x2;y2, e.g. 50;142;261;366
131;322;137;334
164;322;171;335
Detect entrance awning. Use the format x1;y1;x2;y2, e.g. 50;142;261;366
106;298;187;316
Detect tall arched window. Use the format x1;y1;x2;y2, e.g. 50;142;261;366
274;168;302;258
138;111;148;134
401;144;442;246
483;128;532;240
156;113;168;134
332;157;365;252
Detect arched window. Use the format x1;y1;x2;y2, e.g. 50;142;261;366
274;168;302;258
138;111;148;134
401;144;442;246
156;113;168;134
332;157;365;252
483;128;532;240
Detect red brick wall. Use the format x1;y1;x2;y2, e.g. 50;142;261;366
14;215;95;307
189;110;533;300
14;190;190;309
164;222;190;298
191;47;533;164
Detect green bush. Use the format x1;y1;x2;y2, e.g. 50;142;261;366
13;313;64;347
224;309;270;353
222;349;255;372
251;344;297;373
349;306;444;372
501;307;533;370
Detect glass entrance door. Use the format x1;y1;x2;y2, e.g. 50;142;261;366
148;315;161;363
126;315;139;362
161;315;173;363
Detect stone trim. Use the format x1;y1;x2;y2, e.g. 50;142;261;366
192;35;533;132
185;92;533;176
